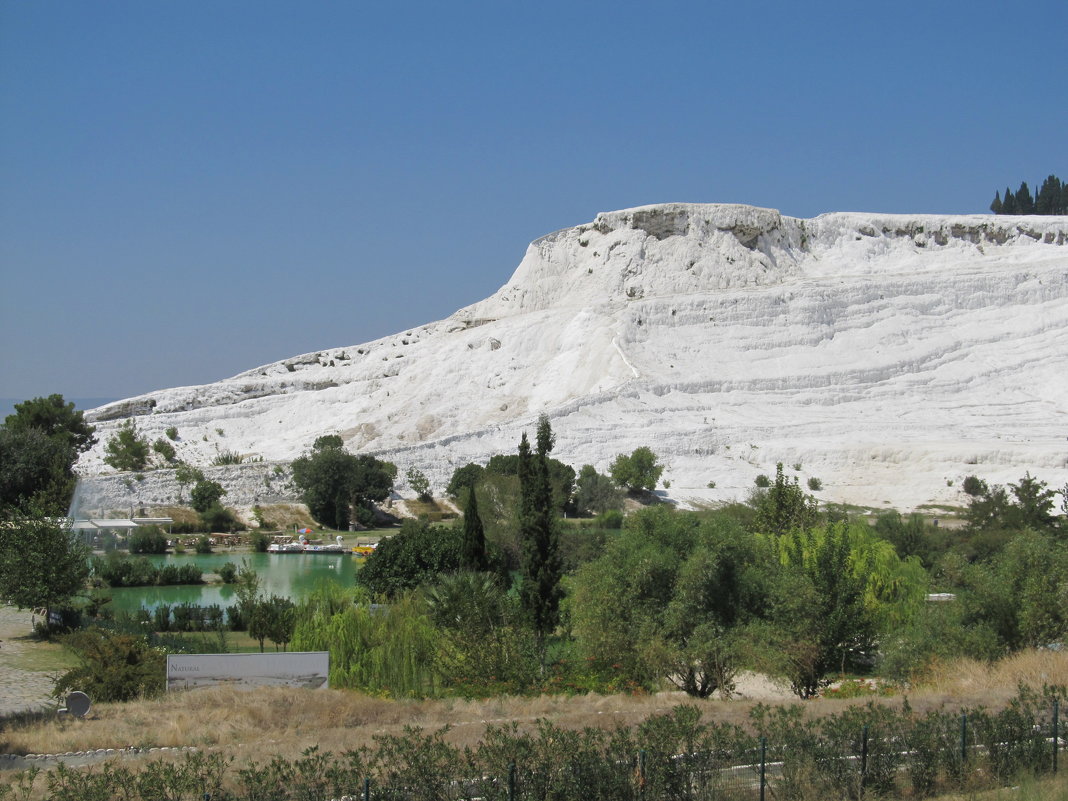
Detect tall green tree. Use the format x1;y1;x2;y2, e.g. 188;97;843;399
4;395;96;455
989;190;1002;214
290;435;395;529
518;416;563;657
1015;181;1035;214
460;485;488;572
0;394;96;515
1001;186;1017;214
0;511;89;614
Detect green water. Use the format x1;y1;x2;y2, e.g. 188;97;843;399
104;551;360;614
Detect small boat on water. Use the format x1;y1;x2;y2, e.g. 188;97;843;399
267;541;305;554
268;535;349;554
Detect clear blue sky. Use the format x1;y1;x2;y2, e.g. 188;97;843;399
2;0;1065;403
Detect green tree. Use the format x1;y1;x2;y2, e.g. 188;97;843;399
573;464;623;516
609;446;664;492
0;394;96;515
358;519;462;597
406;467;431;501
1015;181;1034;214
0;426;76;514
173;462;203;504
571;506;773;696
0;511;90;614
764;522;927;697
460;485;488;572
989;190;1002;214
103;419;150;472
1001;186;1017;214
290;436;395;530
517;415;563;660
1006;472;1057;532
446;462;484;498
191;478;226;514
1035;175;1061;215
4;394;96;454
751;462;818;536
957;531;1068;652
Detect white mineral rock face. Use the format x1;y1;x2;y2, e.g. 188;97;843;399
76;204;1068;513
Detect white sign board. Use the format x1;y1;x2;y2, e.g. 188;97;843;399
166;652;329;691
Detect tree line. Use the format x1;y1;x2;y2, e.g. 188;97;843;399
989;174;1067;215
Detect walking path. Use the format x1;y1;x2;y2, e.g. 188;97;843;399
0;606;63;718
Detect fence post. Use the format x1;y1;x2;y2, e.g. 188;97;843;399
638;749;647;799
860;724;869;797
759;737;767;801
508;761;517;801
960;713;968;767
363;776;370;801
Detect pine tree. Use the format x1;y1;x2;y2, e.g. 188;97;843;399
1036;176;1056;215
460;485;487;572
518;416;563;662
1001;186;1018;215
1016;181;1034;214
989;190;1002;214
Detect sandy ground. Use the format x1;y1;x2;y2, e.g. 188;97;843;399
0;607;61;717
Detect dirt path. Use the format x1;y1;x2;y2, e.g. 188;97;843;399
0;607;64;717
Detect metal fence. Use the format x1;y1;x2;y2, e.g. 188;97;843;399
36;696;1064;801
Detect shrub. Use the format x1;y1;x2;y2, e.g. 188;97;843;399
212;450;244;466
962;474;987;496
807;476;823;491
152;438;177;463
129;526;168;554
194;535;213;554
165;426;178;440
103;419;150;472
250;531;271;552
218;562;238;583
54;628;166;701
754;474;771;488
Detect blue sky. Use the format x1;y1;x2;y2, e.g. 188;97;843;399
2;0;1065;404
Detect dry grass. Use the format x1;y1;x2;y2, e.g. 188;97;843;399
2;650;1065;769
914;649;1068;699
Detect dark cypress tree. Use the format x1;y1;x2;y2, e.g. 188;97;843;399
989;190;1002;214
517;416;563;663
460;485;487;572
1061;182;1068;216
1001;186;1018;215
1016;181;1034;214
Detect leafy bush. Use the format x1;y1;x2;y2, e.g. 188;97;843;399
54;628;166;701
128;526;168;554
194;535;213;554
807;476;823;491
103;419;150;472
151;438;176;463
165;426;178;440
218;562;237;583
754;474;771;488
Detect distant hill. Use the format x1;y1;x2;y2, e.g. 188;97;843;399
74;204;1068;513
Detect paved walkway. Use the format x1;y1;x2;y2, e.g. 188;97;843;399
0;606;61;717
